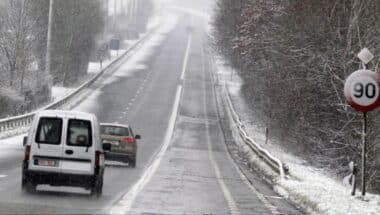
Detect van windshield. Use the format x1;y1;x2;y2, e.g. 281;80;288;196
67;119;92;147
35;117;63;145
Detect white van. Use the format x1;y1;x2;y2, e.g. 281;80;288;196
21;110;111;196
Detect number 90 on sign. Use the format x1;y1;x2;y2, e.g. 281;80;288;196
344;70;380;112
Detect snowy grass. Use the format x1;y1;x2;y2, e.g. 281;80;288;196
60;12;179;120
0;126;29;140
51;36;138;101
215;56;380;215
51;45;133;102
51;86;75;101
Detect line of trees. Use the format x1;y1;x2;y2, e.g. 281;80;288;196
213;0;380;193
50;0;105;85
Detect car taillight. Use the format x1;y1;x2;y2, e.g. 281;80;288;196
24;145;31;161
122;137;135;144
95;151;101;167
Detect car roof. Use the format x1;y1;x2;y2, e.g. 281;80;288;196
36;110;95;121
100;123;130;128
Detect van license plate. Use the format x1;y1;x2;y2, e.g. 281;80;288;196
37;159;58;167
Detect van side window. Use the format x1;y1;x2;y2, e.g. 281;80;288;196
35;117;63;145
67;119;92;147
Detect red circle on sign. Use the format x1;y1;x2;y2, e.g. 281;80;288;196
344;70;380;112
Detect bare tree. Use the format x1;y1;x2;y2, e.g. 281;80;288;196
213;0;380;193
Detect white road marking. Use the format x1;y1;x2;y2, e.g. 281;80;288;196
209;58;281;215
0;175;7;178
205;127;239;215
266;195;284;199
200;45;239;215
224;144;281;214
110;85;183;214
180;34;192;80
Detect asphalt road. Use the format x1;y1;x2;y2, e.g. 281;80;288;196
0;9;301;215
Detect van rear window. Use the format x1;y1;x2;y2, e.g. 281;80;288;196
35;118;63;145
101;126;129;136
67;119;92;147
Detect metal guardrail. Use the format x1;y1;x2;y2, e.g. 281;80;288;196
222;83;287;178
0;31;153;134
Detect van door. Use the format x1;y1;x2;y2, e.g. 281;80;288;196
29;117;64;173
61;119;94;175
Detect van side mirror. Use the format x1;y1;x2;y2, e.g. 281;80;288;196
102;143;111;151
23;136;28;146
135;135;141;140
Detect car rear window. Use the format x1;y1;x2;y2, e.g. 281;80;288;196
35;117;63;145
67;119;92;147
101;126;129;136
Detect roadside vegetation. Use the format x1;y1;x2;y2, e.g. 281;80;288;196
0;0;153;117
213;0;380;193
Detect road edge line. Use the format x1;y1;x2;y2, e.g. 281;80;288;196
110;85;183;214
200;43;239;215
180;34;192;80
209;62;282;214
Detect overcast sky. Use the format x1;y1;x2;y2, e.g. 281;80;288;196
108;0;214;15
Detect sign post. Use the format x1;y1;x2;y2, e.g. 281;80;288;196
110;38;120;56
362;111;367;196
344;48;379;196
350;161;357;196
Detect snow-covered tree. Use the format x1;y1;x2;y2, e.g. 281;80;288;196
213;0;380;193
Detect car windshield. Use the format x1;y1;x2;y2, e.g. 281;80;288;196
101;126;129;136
67;119;92;147
35;117;62;145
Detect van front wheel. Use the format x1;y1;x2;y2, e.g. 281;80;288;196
91;176;103;197
22;178;36;193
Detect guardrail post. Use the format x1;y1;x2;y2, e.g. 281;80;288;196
350;161;357;196
283;163;289;176
265;127;269;145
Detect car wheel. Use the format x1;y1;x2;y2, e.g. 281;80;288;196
129;157;136;168
22;178;36;193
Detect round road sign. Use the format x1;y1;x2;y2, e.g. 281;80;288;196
344;70;380;112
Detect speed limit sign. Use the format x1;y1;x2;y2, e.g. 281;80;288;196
344;70;380;112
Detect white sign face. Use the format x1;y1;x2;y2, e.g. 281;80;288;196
344;70;380;112
358;48;374;64
349;75;379;106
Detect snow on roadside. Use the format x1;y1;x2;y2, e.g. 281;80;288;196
0;134;24;147
51;86;75;101
51;33;139;101
74;13;179;116
215;57;380;214
52;44;132;101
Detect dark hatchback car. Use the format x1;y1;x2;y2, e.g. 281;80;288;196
100;123;141;167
